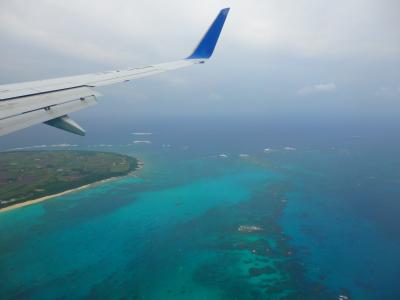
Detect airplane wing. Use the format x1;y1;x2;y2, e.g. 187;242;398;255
0;8;230;136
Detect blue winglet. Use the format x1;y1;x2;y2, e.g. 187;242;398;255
187;8;230;60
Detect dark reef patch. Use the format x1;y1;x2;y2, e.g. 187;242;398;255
183;182;337;299
249;266;276;277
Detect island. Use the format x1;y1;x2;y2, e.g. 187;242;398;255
0;150;140;211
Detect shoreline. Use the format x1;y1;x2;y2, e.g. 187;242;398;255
0;160;144;213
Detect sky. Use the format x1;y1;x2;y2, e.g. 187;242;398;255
0;0;399;146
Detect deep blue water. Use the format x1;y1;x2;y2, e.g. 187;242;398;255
1;117;400;299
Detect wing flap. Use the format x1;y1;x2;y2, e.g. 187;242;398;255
0;87;99;136
0;87;100;119
44;115;86;136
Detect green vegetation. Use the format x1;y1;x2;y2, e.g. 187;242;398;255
0;150;139;208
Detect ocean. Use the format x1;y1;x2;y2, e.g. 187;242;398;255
1;116;400;299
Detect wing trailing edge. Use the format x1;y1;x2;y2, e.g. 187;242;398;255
0;88;99;136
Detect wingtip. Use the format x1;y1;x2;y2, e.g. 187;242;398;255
221;7;230;14
186;8;230;60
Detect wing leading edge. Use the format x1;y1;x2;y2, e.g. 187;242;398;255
0;8;230;136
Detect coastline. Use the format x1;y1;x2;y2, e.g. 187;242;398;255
0;160;144;213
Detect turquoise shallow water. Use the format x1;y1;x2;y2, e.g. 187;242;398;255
1;144;400;299
0;153;289;299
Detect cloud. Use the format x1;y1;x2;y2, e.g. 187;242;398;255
1;0;400;65
375;86;400;97
298;82;337;95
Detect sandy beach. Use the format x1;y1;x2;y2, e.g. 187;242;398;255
0;160;144;213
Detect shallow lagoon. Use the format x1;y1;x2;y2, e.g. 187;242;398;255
1;144;400;299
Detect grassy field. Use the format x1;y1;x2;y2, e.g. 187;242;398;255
0;150;138;208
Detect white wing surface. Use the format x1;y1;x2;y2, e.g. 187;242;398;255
0;8;230;136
